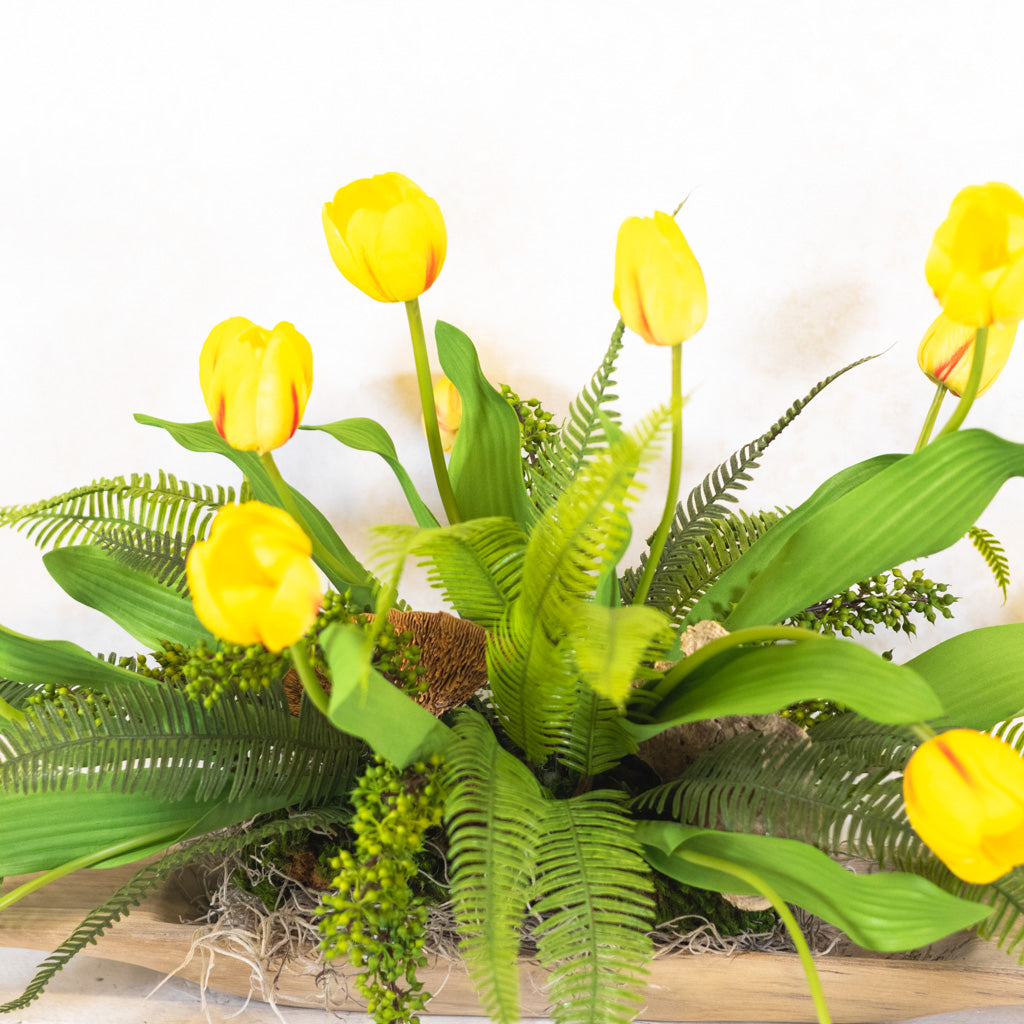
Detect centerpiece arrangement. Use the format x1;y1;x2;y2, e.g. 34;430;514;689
2;174;1024;1024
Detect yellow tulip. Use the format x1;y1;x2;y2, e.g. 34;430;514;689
431;376;462;452
613;211;707;347
917;312;1017;397
322;172;446;303
199;317;313;454
925;182;1024;327
186;501;321;653
903;729;1024;884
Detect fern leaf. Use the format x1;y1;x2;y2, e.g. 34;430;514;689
530;321;625;511
92;524;192;593
968;525;1010;601
0;472;238;552
532;791;653;1024
0;679;359;807
560;684;636;779
0;805;349;1013
490;409;668;763
622;354;877;609
622;508;782;625
443;709;545;1024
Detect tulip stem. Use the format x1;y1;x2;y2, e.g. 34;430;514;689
675;850;832;1024
405;298;462;525
913;383;947;453
937;326;988;438
259;451;351;585
632;343;683;607
289;641;329;718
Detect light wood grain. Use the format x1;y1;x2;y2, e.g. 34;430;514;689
4;863;1024;1022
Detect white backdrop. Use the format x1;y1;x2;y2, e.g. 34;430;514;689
2;0;1022;662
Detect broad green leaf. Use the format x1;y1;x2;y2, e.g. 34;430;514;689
682;453;901;629
629;637;942;742
134;415;374;602
0;625;147;692
906;623;1024;730
571;603;671;707
322;623;450;768
699;431;1024;629
302;417;439;529
637;821;990;951
0;782;298;874
43;545;213;649
435;321;535;526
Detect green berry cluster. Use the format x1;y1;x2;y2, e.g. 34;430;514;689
499;383;558;467
786;567;956;640
318;755;445;1024
24;683;114;729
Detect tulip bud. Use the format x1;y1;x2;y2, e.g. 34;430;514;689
613;211;707;347
917;312;1017;397
322;172;446;303
903;729;1024;884
925;182;1024;327
186;501;322;652
199;317;313;454
430;376;462;452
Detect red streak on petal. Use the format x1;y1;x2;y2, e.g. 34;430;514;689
424;248;438;290
214;395;227;439
937;737;973;784
933;340;973;383
633;274;655;343
289;383;300;440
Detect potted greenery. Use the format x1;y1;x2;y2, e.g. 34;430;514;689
2;174;1024;1024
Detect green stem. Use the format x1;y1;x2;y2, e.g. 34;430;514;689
289;641;329;717
632;343;683;606
910;721;938;744
0;826;182;914
937;325;988;438
650;624;825;702
259;451;351;584
913;382;947;453
677;849;832;1024
405;298;462;525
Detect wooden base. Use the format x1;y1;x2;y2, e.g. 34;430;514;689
4;863;1024;1022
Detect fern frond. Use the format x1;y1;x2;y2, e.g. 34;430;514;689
375;518;528;629
634;718;931;874
975;871;1024;961
968;525;1010;601
561;684;637;778
532;791;653;1024
622;354;876;609
622;508;782;624
530;321;626;511
92;525;192;593
0;472;238;552
0;805;349;1013
490;408;668;762
443;709;545;1024
0;680;359;807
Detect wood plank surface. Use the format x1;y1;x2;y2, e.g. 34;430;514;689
4;863;1024;1022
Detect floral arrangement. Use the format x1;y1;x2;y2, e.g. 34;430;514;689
1;174;1024;1024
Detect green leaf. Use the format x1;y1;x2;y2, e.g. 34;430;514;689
435;321;535;526
630;637;942;742
0;625;146;693
134;415;374;602
695;430;1024;629
570;603;672;708
42;545;213;649
302;417;440;529
321;623;450;768
637;821;991;951
906;623;1024;730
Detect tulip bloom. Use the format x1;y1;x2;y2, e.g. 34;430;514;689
925;182;1024;327
200;317;313;454
613;211;707;347
917;312;1017;397
431;376;462;452
186;501;322;652
903;729;1024;884
322;172;446;303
